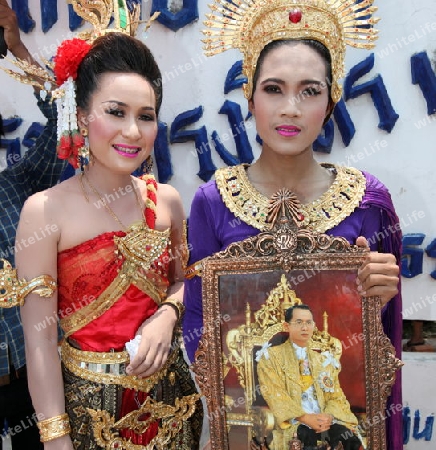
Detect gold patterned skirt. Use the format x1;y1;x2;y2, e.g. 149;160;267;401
61;341;202;450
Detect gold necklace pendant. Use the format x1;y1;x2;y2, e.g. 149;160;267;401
81;173;145;230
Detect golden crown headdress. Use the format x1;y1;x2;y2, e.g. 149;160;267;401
202;0;380;102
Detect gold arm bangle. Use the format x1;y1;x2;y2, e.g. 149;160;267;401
159;297;185;320
37;413;71;442
0;259;57;308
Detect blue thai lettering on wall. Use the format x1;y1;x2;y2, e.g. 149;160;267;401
224;60;246;95
212;100;254;165
403;407;434;443
151;0;198;32
402;234;426;279
343;53;399;133
12;0;34;32
399;234;436;280
425;239;436;280
40;0;58;33
170;107;216;182
153;121;173;184
68;4;83;32
411;51;436;115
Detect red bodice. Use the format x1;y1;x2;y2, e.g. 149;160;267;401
57;230;169;351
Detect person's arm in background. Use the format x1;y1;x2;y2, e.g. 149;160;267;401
0;0;67;191
0;0;44;94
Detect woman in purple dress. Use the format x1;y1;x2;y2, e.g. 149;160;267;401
184;1;402;449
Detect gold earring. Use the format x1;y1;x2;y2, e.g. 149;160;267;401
79;129;90;170
144;155;154;174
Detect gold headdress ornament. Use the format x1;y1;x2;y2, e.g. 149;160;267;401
1;0;159;168
202;0;380;102
70;0;142;41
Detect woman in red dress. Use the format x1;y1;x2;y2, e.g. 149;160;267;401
15;31;202;450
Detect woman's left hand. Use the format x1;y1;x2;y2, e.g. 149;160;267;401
356;236;399;307
126;306;178;377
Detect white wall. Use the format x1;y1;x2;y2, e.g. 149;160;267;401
402;353;436;448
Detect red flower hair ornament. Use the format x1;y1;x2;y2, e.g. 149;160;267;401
54;38;92;86
53;38;92;168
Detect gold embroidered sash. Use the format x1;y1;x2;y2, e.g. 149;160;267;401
60;222;170;338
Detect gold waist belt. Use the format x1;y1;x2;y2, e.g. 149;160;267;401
61;340;178;393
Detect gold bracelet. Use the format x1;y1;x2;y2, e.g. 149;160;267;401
37;413;71;442
160;297;185;320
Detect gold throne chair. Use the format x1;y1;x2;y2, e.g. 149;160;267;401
223;274;343;449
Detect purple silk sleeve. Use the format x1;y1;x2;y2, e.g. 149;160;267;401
361;172;403;450
183;181;260;362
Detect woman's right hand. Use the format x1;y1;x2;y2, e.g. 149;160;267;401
126;306;177;378
44;434;74;450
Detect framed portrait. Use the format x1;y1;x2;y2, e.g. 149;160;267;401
193;191;402;450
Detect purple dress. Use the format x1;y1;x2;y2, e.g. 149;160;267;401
184;164;402;450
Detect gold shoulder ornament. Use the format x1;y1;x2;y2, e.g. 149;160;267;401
0;259;57;308
202;0;380;102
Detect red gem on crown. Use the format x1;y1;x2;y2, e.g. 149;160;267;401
289;8;302;24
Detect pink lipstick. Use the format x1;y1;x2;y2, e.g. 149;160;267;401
113;144;141;158
276;125;301;137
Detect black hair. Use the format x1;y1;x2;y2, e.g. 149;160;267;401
251;39;332;100
284;304;312;323
76;33;163;115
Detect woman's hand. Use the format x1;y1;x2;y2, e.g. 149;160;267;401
126;305;178;378
356;236;399;306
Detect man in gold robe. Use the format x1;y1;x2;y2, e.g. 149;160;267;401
257;305;363;450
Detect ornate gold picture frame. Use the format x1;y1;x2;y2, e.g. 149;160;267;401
193;190;402;450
